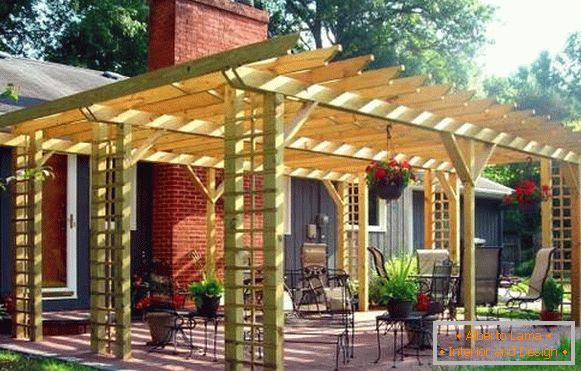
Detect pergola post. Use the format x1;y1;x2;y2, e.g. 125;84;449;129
90;122;132;359
12;130;43;341
540;159;553;248
562;163;580;324
441;133;495;342
357;173;369;311
223;87;246;370
262;92;285;369
424;170;434;249
436;172;460;264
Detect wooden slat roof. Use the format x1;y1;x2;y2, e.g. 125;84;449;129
0;34;579;181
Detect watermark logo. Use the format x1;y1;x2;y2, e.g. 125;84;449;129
433;320;575;366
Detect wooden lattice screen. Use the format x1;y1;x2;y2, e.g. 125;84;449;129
12;131;43;341
346;183;360;277
551;162;572;316
223;90;284;370
90;122;132;358
433;190;450;250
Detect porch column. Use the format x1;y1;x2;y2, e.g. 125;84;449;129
12;130;43;341
424;170;434;249
262;92;285;369
441;134;495;343
540;159;553;248
563;163;581;325
223;87;246;370
357;173;369;311
90;122;132;359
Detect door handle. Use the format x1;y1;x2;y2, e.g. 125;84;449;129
68;214;76;229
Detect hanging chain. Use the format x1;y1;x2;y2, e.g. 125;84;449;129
386;123;393;159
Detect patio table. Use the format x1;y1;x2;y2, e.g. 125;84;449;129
375;311;435;368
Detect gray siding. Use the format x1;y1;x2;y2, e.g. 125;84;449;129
412;190;504;249
369;189;412;260
284;178;337;272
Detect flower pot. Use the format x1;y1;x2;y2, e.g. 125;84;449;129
197;295;221;317
145;311;173;345
540;310;561;321
518;202;539;215
375;181;405;201
386;299;413;318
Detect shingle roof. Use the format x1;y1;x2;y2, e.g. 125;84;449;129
0;53;125;115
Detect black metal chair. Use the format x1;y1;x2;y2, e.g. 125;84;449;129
368;246;388;279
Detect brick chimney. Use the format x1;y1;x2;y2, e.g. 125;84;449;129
148;0;269;70
147;0;268;287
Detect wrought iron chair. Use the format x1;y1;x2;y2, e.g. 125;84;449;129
506;247;556;313
368;246;388;279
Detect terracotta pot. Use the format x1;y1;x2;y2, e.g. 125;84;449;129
145;311;173;345
386;299;413;318
540;310;562;321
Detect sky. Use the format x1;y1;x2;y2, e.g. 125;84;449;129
478;0;581;77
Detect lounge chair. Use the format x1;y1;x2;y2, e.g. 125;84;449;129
416;249;451;277
506;247;556;312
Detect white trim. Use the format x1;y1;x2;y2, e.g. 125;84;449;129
43;154;78;300
350;192;387;232
403;187;414;252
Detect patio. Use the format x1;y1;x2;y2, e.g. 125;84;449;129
0;33;579;370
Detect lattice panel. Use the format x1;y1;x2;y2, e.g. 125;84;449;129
12;131;43;341
224;90;284;370
551;163;572;315
433;190;450;250
346;183;360;277
90;123;131;358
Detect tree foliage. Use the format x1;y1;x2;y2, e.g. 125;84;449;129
46;0;149;76
257;0;495;86
483;32;581;124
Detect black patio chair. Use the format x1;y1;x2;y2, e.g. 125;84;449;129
368;246;388;279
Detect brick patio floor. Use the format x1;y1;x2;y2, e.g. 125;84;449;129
0;311;578;370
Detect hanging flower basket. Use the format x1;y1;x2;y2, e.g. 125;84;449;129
503;180;550;214
366;159;416;201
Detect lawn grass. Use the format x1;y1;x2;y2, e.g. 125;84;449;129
0;350;97;371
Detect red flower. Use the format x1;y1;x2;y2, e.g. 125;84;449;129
388;159;398;167
375;168;386;180
401;160;411;169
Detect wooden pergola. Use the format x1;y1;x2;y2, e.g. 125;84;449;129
0;34;579;369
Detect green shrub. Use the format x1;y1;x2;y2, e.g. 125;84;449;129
368;274;387;305
542;277;563;312
514;258;535;277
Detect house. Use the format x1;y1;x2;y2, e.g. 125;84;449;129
0;0;513;313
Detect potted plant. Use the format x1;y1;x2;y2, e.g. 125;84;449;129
190;274;224;317
541;277;563;321
503;180;551;214
365;159;416;200
379;255;418;317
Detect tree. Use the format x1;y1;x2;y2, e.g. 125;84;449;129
0;0;72;59
483;32;581;124
257;0;494;86
46;0;149;76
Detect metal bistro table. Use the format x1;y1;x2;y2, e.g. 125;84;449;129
375;311;435;368
186;311;223;361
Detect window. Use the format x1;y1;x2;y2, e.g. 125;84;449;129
347;185;386;231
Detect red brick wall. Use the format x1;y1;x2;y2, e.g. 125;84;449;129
148;0;268;286
148;0;268;69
